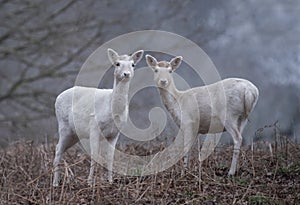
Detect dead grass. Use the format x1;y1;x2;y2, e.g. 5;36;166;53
0;138;299;205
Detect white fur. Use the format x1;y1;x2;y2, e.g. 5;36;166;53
53;49;143;186
146;55;259;176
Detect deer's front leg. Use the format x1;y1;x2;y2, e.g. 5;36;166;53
106;133;119;183
88;126;101;186
180;122;197;173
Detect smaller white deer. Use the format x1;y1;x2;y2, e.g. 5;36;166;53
52;48;144;186
146;55;259;176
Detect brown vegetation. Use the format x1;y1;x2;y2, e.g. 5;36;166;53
0;138;299;204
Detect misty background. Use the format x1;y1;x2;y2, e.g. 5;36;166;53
1;0;300;148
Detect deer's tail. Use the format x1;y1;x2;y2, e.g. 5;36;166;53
244;84;259;118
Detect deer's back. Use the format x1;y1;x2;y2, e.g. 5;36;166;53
55;86;113;138
181;78;258;134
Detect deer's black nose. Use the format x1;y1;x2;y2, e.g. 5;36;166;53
123;72;130;78
160;79;167;85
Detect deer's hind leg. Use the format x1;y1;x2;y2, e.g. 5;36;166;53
53;122;78;187
226;116;247;176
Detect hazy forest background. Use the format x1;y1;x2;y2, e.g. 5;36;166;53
1;0;300;148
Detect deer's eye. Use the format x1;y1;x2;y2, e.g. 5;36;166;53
115;62;120;67
169;70;172;73
132;63;135;67
154;69;158;73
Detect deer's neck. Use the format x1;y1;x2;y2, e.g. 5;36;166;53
158;82;182;127
111;79;130;124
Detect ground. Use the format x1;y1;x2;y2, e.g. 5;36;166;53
0;137;299;205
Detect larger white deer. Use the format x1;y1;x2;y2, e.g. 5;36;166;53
146;55;259;176
52;49;144;186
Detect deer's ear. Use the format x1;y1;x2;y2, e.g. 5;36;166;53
146;55;158;69
107;48;119;64
170;56;183;71
131;50;144;64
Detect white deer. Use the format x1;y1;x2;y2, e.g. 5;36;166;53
52;48;144;186
146;55;259;176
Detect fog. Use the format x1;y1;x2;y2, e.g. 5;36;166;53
1;0;300;147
